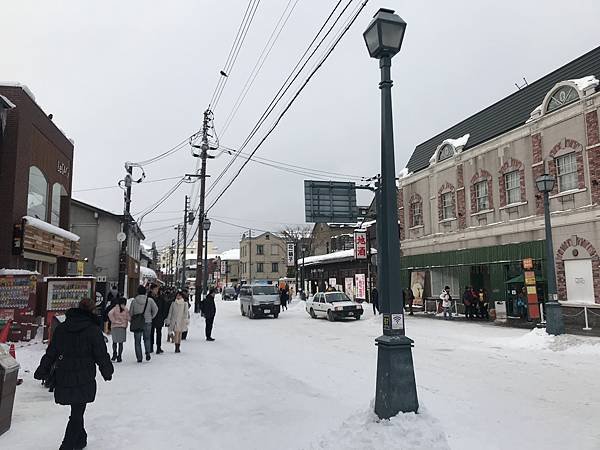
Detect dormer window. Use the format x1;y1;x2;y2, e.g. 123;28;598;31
438;144;454;162
546;85;579;113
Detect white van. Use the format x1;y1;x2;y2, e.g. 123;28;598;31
239;284;280;319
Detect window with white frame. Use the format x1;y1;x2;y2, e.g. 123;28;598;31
410;201;423;226
504;171;520;204
475;180;489;211
441;192;454;220
556;153;578;192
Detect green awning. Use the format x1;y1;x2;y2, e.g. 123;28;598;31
505;273;545;284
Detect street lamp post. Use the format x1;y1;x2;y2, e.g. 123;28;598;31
363;8;418;419
535;174;565;335
202;217;211;298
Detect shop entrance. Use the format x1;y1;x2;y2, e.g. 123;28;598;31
470;265;490;292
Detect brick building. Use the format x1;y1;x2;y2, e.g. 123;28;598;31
0;84;78;275
396;46;600;330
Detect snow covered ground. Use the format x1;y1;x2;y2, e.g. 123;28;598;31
3;297;600;449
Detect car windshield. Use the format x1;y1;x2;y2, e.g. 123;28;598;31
252;286;278;295
325;292;350;303
224;288;235;294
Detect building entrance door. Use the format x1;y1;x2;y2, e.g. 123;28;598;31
564;259;594;304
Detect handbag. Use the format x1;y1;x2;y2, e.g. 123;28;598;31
44;354;63;392
130;296;149;332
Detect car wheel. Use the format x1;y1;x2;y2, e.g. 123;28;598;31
310;308;316;319
241;305;246;316
327;310;335;322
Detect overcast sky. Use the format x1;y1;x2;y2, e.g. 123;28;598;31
4;0;600;253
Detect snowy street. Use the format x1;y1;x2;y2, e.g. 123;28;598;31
4;297;600;450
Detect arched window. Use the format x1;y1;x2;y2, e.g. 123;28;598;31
546;85;579;113
51;183;67;226
27;166;48;220
438;144;454;162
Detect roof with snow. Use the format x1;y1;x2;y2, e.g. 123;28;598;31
220;249;240;261
298;248;376;267
406;45;600;173
23;216;80;242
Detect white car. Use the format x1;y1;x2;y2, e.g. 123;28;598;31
306;291;363;321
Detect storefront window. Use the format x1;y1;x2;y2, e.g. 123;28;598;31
51;183;67;226
27;166;48;220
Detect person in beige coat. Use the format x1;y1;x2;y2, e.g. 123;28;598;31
165;290;190;353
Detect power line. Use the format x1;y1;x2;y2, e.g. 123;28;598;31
220;0;300;137
73;175;183;193
204;0;350;198
205;0;369;213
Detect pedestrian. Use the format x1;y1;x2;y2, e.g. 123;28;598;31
181;289;190;340
372;286;379;315
34;298;113;450
107;296;129;363
405;287;415;315
440;286;453;320
479;288;489;320
462;286;474;319
165;290;190;353
516;287;528;319
129;285;158;363
149;283;168;354
280;288;289;311
201;287;217;342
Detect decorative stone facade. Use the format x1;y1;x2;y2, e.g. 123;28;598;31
555;237;600;304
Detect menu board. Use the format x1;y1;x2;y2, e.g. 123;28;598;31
47;278;93;311
0;275;36;309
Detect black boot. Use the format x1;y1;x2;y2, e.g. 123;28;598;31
111;343;118;361
175;344;180;353
117;343;123;363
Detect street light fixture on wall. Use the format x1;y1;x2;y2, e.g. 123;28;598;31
535;173;565;335
363;8;418;420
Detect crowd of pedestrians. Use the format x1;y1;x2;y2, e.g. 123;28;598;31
34;282;217;450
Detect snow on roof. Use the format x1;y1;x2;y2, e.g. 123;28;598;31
360;220;376;229
569;75;599;92
23;216;80;242
326;223;360;228
0;269;39;276
0;82;36;101
445;133;470;150
0;94;16;109
220;248;240;261
298;249;355;266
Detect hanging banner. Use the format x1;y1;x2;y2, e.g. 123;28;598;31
344;277;354;299
353;230;367;259
410;271;426;307
355;273;366;299
287;243;295;267
220;260;227;274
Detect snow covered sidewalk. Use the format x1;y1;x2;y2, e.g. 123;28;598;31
2;299;600;449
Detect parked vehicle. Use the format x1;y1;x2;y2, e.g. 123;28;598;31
306;291;363;321
239;284;281;319
222;287;237;301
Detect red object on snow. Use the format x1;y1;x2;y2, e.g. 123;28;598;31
0;319;12;343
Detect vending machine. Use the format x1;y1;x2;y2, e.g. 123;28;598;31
0;270;38;341
44;277;95;340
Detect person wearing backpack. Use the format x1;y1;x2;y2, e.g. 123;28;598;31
34;298;113;450
129;285;158;363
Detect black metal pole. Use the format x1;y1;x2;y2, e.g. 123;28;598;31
373;55;418;419
175;225;181;288
118;165;132;296
202;225;209;296
181;196;189;288
543;190;564;335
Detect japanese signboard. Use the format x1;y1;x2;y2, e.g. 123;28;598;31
221;260;227;274
522;258;533;270
344;278;354;299
286;243;295;267
524;271;536;285
353;230;367;260
355;273;366;299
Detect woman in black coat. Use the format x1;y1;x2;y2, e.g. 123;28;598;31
35;298;114;450
202;288;217;341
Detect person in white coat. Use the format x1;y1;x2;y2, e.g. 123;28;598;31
439;286;453;320
165;290;190;353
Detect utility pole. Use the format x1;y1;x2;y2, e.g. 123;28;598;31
170;239;175;287
181;195;190;288
118;164;133;296
175;225;181;288
193;108;213;312
248;229;252;283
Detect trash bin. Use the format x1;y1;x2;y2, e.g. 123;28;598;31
0;353;20;436
495;300;507;323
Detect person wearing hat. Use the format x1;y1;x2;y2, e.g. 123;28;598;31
165;290;190;353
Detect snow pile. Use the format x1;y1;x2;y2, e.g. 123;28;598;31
499;328;600;355
0;269;39;276
569;75;599;93
310;401;449;450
